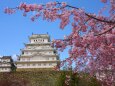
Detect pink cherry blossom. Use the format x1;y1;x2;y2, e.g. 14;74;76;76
101;0;107;3
61;2;67;7
37;5;43;10
4;8;15;14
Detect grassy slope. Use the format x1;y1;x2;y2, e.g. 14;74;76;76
0;71;101;86
0;71;68;86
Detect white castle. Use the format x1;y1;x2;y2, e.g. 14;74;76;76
16;34;60;71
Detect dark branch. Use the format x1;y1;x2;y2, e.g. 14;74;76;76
95;25;115;36
56;2;115;24
85;13;115;24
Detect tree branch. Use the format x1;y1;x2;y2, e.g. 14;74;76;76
56;2;115;24
95;25;115;36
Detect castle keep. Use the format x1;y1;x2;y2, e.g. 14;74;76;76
16;34;60;71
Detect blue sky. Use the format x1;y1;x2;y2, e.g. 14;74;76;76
0;0;105;61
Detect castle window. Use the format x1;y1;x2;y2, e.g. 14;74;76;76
49;63;52;66
52;58;55;60
22;51;24;54
44;63;46;66
22;58;25;61
27;64;30;66
32;64;35;66
38;64;41;66
22;64;25;66
54;51;56;54
27;58;30;61
46;58;49;60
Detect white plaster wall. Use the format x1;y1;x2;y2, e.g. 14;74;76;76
20;58;30;61
17;63;57;68
20;56;57;62
23;51;55;56
26;45;52;50
0;63;11;66
1;59;10;62
49;57;56;60
30;56;46;61
30;56;57;61
42;51;54;55
0;68;11;72
23;50;53;55
44;39;48;43
23;51;32;55
35;46;42;49
30;39;36;43
30;38;48;43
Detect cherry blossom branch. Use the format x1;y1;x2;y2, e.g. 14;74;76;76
85;14;115;24
5;1;115;25
56;1;115;24
95;25;115;36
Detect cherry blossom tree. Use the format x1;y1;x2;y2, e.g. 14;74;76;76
4;0;115;86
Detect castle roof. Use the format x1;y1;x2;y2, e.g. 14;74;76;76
22;48;55;52
19;54;59;58
25;43;51;46
16;60;60;64
29;34;49;39
2;56;12;59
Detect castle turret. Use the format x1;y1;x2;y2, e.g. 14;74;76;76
0;56;15;72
